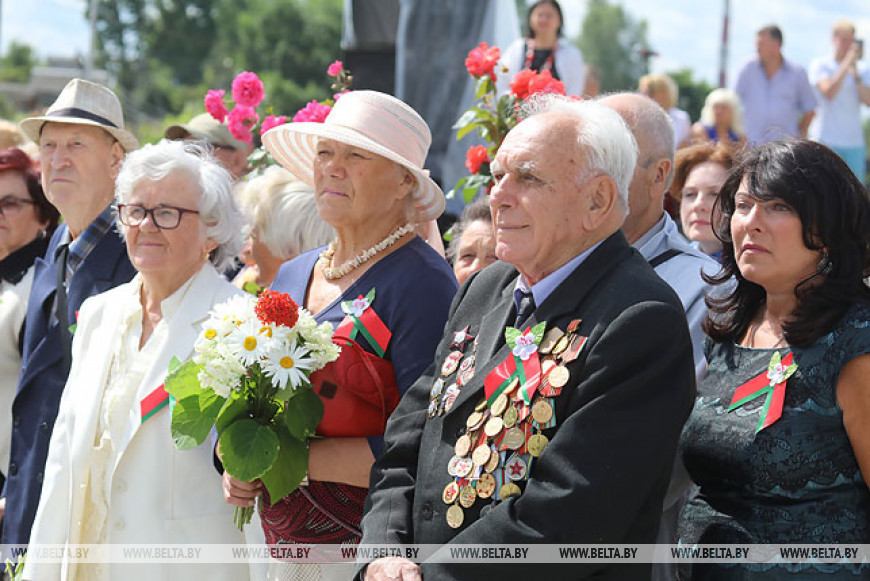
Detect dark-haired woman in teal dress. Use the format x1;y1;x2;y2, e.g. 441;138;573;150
678;140;870;579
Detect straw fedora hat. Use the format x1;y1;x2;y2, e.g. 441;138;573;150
165;113;249;151
262;90;445;223
20;78;138;152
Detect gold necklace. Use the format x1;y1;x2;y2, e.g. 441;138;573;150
318;222;415;280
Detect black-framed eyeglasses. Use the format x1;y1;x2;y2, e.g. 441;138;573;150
211;143;236;151
116;204;200;230
0;196;35;216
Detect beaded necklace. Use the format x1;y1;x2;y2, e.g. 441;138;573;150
318;222;415;280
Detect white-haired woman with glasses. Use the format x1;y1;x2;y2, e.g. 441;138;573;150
25;140;251;581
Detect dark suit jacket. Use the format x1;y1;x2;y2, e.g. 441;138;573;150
357;232;696;580
2;222;136;546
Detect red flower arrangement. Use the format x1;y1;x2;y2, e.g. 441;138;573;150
450;42;576;204
205;71;286;143
255;290;300;328
465;42;501;82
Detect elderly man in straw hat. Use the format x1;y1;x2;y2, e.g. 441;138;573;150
2;78;137;551
357;95;695;581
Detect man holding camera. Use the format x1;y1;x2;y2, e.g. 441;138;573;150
809;19;870;182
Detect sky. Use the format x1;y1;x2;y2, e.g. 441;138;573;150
4;0;870;89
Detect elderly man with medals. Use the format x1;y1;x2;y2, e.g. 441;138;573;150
358;95;697;581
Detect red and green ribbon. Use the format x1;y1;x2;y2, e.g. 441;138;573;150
336;287;392;357
484;339;542;407
140;383;173;424
728;351;797;433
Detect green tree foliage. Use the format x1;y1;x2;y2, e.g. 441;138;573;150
0;42;37;83
668;68;714;123
92;0;342;123
576;0;650;93
205;0;342;116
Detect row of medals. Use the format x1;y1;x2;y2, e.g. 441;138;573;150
429;320;586;529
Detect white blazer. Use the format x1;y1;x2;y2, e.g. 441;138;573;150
25;264;250;581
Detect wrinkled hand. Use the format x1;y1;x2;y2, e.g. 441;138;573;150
222;472;264;508
365;557;422;581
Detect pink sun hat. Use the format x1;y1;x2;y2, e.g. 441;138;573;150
261;90;445;223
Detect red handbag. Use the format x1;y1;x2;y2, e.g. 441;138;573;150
309;334;400;437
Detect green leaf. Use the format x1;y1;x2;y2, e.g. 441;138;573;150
475;76;490;100
215;392;251;435
167;356;182;374
442;223;455;243
171;395;217;450
456;122;482;141
531;322;547;345
462;181;481;204
164;359;205;401
505;327;521;349
283;387;324;440
452;109;478;132
219;419;280;481
260;424;308;501
365;288;376;303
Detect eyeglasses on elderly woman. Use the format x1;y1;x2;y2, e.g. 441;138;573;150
0;195;36;216
116;203;200;230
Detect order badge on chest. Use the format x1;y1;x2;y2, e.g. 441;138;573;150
432;318;587;529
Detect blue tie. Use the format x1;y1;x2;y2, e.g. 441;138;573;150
513;288;535;329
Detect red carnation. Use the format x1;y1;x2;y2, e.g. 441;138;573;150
527;69;566;97
465;145;489;174
465;42;501;82
255;290;300;328
510;69;537;100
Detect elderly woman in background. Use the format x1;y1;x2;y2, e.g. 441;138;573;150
448;196;496;286
234;165;334;293
498;0;586;96
25;140;249;581
0;148;59;515
690;88;746;147
670;142;734;261
640;73;692;148
224;90;457;579
678;141;870;579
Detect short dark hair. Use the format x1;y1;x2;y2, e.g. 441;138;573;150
527;0;564;39
0;147;59;233
447;196;492;265
704;140;870;347
758;24;783;44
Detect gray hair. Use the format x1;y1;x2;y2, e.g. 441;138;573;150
115;139;245;272
521;94;638;208
699;88;745;138
240;166;335;259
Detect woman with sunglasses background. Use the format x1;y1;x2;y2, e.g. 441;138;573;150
25;140;252;580
0;147;58;522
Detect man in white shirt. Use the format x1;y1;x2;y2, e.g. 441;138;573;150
809;19;870;182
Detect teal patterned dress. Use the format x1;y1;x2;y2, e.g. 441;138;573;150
678;303;870;579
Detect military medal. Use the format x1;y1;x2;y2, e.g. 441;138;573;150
455;434;472;457
538;327;564;355
528;433;549;457
451;326;474;350
441;382;460;414
531;399;553;424
491;393;509;417
504;426;525;450
499;482;521;499
466;411;485;431
484;416;504;438
476;472;497;498
446;504;464;528
459;484;477;508
442;350;463;377
454;457;474;478
505;455;527;481
443;481;460;504
457;355;476;386
484;447;500;473
472;444;492;467
547;365;569;388
502;405;519;428
448;455;463;477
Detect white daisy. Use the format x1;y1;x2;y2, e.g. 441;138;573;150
261;342;316;390
226;319;269;366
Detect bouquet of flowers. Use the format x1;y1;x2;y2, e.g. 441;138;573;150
164;290;340;530
450;42;569;203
